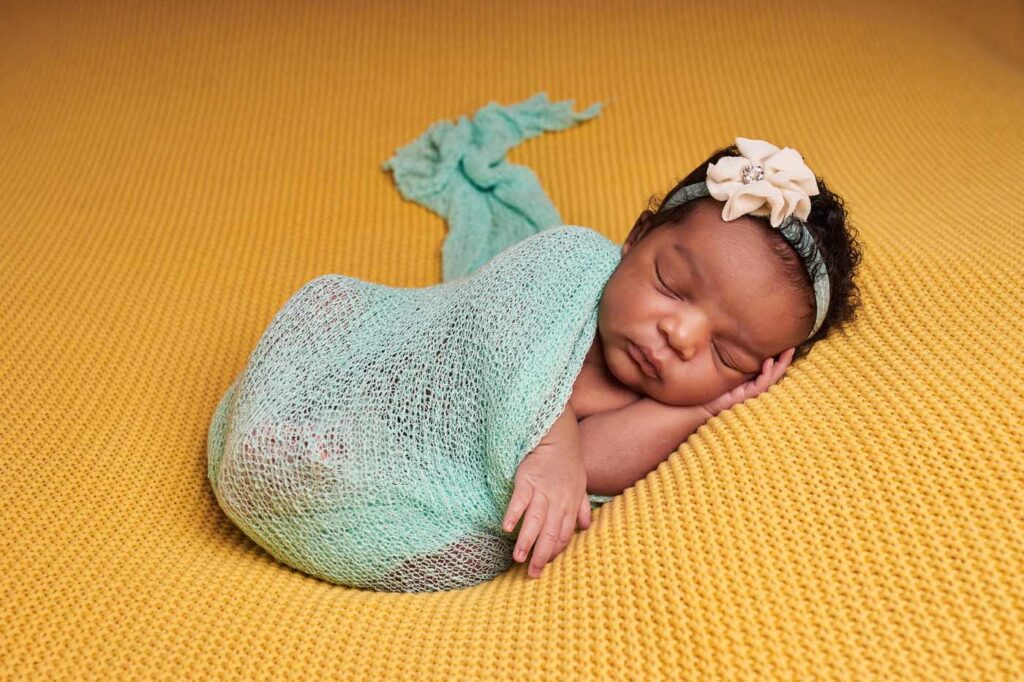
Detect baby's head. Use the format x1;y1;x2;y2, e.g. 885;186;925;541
598;140;864;406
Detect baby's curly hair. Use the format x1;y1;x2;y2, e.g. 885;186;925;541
641;143;865;362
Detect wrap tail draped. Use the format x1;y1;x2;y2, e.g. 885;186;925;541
381;91;602;281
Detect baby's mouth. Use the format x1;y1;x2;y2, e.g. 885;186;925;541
627;341;660;380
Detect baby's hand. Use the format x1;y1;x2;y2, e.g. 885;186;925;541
701;347;796;417
502;441;591;579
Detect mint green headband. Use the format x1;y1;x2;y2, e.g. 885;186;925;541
659;181;831;340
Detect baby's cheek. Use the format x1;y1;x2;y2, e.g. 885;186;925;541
659;373;731;407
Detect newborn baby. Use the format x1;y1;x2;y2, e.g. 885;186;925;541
207;138;863;592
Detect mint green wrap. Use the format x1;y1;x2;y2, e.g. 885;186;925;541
207;227;621;592
380;91;603;282
207;92;616;592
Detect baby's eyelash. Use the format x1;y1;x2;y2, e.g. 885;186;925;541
713;343;734;372
655;266;678;299
658;263;751;377
717;345;754;376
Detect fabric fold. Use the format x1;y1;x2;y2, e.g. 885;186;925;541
381;91;602;281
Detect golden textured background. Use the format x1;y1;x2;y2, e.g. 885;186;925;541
2;0;1022;678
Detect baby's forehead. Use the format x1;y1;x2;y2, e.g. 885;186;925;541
647;224;795;302
669;213;780;264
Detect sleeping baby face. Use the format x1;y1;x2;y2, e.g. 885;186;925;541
596;198;812;407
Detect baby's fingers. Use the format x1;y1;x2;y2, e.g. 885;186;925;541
577;496;591;530
563;498;591;549
559;509;575;544
503;481;534;534
766;348;795;384
513;494;549;564
528;508;565;579
754;356;775;390
776;347;796;374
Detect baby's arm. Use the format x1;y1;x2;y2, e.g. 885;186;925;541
579;399;711;497
580;349;796;496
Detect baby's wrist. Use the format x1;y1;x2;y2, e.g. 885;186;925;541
538;402;581;449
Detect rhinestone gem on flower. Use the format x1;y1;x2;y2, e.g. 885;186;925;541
741;164;765;184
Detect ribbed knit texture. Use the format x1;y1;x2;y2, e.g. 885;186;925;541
1;0;1021;678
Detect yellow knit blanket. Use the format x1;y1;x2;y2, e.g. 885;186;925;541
2;0;1021;677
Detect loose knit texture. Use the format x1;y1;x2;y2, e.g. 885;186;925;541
380;91;602;282
3;0;1023;678
208;227;621;592
207;92;613;592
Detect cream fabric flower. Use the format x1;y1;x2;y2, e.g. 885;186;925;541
705;137;820;228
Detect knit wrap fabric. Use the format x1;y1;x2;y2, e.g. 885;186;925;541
380;92;603;283
207;226;621;592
